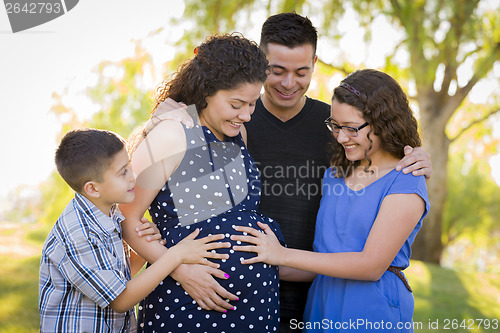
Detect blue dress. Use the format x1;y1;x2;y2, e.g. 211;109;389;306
303;168;430;333
137;123;284;333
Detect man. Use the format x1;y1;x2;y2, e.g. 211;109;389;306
245;13;332;331
246;13;431;332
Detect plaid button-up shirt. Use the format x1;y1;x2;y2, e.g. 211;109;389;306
39;193;136;332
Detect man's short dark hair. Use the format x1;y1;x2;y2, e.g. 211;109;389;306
260;12;318;55
55;128;126;193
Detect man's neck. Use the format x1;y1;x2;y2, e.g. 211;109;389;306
261;94;306;122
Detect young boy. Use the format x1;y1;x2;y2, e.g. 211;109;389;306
39;128;230;332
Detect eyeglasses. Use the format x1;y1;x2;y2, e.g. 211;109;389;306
324;117;369;137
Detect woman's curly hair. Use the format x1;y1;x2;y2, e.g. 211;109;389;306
329;69;421;178
128;33;269;154
154;33;269;113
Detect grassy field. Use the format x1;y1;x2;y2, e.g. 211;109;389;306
1;222;499;332
0;222;45;333
408;261;500;332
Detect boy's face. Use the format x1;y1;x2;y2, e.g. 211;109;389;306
262;43;317;113
95;148;136;207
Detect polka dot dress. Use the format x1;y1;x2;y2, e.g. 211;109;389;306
137;124;285;332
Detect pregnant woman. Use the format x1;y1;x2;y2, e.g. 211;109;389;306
120;34;284;332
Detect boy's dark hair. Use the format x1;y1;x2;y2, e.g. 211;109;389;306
55;129;126;193
260;12;318;56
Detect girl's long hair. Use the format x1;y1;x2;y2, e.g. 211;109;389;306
329;69;421;178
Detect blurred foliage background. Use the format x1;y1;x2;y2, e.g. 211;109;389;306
6;0;498;269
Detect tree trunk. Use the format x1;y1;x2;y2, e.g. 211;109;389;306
411;99;450;264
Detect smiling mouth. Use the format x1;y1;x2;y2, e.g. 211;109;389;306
276;89;299;97
228;120;242;127
128;187;135;193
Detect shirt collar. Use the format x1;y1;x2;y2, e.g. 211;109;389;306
74;192;122;235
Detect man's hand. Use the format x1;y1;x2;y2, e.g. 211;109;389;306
170;264;239;312
153;98;193;128
396;146;432;180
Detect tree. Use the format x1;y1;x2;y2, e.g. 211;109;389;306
176;0;500;263
384;0;500;263
442;111;500;271
36;0;499;264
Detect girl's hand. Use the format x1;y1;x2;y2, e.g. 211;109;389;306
136;217;166;245
230;222;285;266
172;229;231;268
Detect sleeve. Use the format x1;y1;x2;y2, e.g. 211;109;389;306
387;172;430;220
49;230;128;309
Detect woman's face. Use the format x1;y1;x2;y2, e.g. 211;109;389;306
330;99;382;166
200;82;263;141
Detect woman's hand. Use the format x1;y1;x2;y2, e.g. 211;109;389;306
170;264;239;312
231;222;286;266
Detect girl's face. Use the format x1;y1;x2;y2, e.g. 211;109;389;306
330;99;383;166
200;82;263;141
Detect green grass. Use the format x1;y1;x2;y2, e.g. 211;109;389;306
407;261;500;332
0;225;499;332
0;223;46;333
0;228;16;237
0;255;41;333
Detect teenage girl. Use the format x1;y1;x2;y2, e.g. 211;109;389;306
232;69;430;333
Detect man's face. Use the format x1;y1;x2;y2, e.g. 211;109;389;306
262;43;317;113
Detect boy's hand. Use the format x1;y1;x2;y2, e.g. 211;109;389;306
154;98;194;128
136;217;166;245
173;229;230;268
231;222;285;266
396;145;432;179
